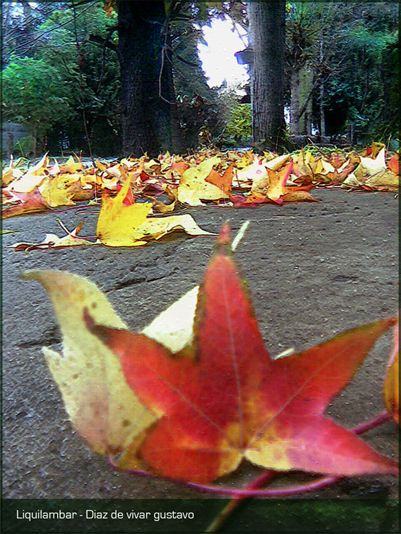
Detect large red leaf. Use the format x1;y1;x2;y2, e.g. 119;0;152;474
384;320;399;424
88;228;398;483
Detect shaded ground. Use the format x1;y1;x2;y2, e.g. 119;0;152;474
2;189;399;506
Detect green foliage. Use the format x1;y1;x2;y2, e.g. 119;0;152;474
14;136;36;158
35;3;120;154
285;1;399;142
326;19;398;140
225;103;252;145
2;57;73;150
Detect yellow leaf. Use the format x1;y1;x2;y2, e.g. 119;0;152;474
237;157;267;186
96;178;152;246
59;156;83;174
23;270;156;456
365;171;399;191
39;175;80;207
136;214;212;241
357;147;387;178
265;154;290;171
12;222;97;250
178;156;228;205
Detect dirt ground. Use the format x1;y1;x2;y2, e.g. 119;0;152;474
2;188;399;503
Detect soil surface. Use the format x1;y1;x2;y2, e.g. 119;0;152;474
2;189;399;501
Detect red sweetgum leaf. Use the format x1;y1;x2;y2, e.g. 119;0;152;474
384;320;399;424
387;153;399;175
88;226;398;483
2;189;49;219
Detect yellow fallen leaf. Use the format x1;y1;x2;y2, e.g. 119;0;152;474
1;157;24;186
365;171;399;191
265;154;290;171
178;156;228;205
12;222;97;250
39;174;80;207
59;155;84;174
96;178;152;246
357;147;387;178
7;155;49;193
237;157;267;186
23;270;156;457
342;172;363;188
136;214;212;241
97;177;211;246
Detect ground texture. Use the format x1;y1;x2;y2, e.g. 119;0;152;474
2;189;399;502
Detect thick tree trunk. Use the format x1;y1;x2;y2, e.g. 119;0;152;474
319;32;326;137
117;0;177;156
249;0;286;151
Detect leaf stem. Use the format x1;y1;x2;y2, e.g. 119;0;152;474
109;410;393;498
205;471;276;533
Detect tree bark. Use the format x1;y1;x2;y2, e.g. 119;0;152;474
290;69;300;135
117;0;177;156
319;31;326;137
248;0;286;151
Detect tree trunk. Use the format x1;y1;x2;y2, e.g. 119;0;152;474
319;31;326;137
290;69;300;135
248;0;286;151
117;0;178;156
299;66;313;135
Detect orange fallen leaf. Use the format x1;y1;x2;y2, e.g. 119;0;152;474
206;164;234;195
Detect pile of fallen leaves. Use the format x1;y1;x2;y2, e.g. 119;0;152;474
25;225;399;488
2;142;399;249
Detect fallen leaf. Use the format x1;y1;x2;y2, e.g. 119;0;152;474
96;177;211;246
38;175;80;208
136;214;212;241
265;162;293;204
141;222;250;354
357;147;387;178
206;164;234;195
387;153;399;175
364;171;399;192
24;270;156;458
384;320;399;424
178;157;229;205
59;155;84;174
88;226;398;483
12;221;97;251
96;178;153;246
2;189;49;219
282;188;318;202
6;153;49;193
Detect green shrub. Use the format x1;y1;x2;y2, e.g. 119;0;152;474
225;103;252;145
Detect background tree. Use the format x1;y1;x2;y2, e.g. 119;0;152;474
2;57;73;155
248;0;286;151
2;0;398;156
116;0;178;156
284;1;399;144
